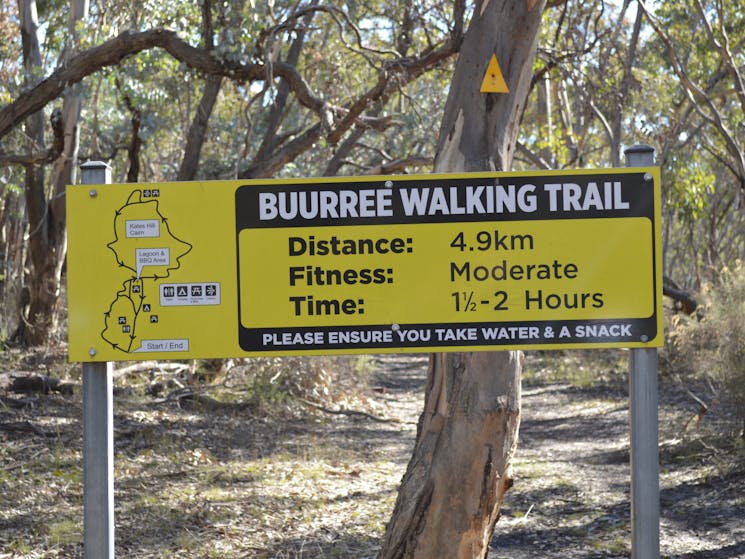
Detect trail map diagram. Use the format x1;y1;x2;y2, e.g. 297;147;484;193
101;190;192;353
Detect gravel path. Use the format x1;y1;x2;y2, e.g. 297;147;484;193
374;353;745;559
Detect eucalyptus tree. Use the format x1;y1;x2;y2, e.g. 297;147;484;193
638;0;745;286
515;0;654;171
514;0;727;299
379;1;548;556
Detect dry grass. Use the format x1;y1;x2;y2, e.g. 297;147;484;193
0;351;421;558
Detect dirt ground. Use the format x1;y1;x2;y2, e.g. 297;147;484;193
492;352;745;559
0;349;743;558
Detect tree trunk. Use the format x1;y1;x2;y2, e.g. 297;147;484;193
177;74;222;181
177;0;223;181
380;352;522;559
379;2;546;558
17;0;88;346
15;0;47;345
433;1;545;174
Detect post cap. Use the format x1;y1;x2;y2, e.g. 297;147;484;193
624;144;656;167
80;160;111;170
80;161;112;185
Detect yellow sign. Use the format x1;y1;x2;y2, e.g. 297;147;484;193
480;54;510;93
67;168;662;361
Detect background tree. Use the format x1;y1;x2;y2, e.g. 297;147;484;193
639;0;745;288
18;0;87;345
13;0;51;345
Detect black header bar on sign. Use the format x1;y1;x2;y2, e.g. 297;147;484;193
235;170;654;230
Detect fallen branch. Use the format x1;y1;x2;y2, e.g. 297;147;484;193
0;420;54;437
0;373;73;395
113;361;191;379
663;275;698;315
682;387;709;431
0;396;39;409
294;396;401;424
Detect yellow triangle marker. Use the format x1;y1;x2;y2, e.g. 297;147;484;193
480;54;509;93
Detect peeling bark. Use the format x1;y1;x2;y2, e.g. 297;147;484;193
435;0;545;172
380;353;522;559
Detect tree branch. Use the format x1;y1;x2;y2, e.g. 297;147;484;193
0;108;63;166
0;28;259;142
640;1;745;184
253;1;318;168
364;155;433;175
515;140;551;170
0;26;443;148
326;44;458;146
240;123;323;178
2;11;462;181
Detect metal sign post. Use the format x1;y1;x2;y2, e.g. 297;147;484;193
80;161;115;559
625;144;660;559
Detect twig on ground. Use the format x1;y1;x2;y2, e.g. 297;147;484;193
521;504;535;522
0;420;54;437
113;361;191;379
294;396;400;423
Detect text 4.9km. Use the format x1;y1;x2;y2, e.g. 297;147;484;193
450;230;534;252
